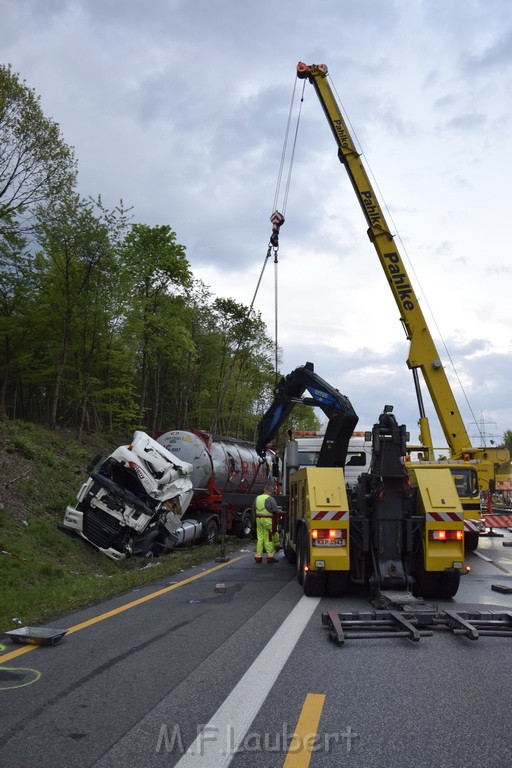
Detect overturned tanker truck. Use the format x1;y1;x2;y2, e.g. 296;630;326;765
63;429;275;560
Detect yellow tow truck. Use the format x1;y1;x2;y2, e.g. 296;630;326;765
256;364;465;600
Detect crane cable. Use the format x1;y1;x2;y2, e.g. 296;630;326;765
210;77;304;433
268;75;306;385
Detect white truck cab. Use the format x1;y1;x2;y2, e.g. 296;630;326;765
281;431;372;491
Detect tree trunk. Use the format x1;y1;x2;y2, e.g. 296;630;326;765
50;330;69;430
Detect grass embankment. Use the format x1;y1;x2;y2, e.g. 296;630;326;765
0;420;242;635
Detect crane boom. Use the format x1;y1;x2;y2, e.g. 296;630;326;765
297;62;508;474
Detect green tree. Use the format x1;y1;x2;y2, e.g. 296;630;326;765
286;403;322;433
118;224;193;429
32;195;115;429
0;228;35;417
169;279;225;430
208;297;275;437
70;199;134;435
173;280;212;428
500;430;512;476
0;64;76;235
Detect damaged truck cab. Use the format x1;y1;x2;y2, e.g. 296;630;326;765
63;431;197;560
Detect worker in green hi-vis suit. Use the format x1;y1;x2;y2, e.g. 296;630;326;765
252;483;280;564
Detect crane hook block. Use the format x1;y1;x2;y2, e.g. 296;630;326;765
270;210;285;233
269;211;285;249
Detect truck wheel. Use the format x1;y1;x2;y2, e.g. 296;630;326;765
303;569;325;597
284;531;297;564
298;529;326;597
202;518;219;545
413;570;439;600
436;571;460;599
412;546;439;599
326;571;349;597
296;528;305;585
233;510;253;539
465;532;479;552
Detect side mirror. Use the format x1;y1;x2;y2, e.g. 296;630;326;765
87;453;102;473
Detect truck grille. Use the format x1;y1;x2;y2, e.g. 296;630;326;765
83;507;124;550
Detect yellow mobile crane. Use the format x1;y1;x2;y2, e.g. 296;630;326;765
296;62;509;551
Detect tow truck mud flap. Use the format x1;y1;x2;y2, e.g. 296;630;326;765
321;609;512;645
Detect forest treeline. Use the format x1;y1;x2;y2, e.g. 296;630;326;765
1;64;510;461
0;63;303;441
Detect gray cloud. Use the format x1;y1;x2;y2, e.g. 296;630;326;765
2;0;511;442
460;29;512;75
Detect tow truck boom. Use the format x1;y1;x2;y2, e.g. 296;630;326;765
255;361;358;467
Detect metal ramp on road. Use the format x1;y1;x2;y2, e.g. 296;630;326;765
322;609;512;645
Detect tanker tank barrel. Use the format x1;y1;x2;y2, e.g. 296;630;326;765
157;430;275;498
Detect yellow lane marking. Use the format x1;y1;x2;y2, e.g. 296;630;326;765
283;693;326;768
0;555;246;663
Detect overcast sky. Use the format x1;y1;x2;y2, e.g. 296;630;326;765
2;0;511;447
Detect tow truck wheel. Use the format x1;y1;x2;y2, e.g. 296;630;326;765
436;571;460;599
284;531;297;564
465;532;479;552
296;527;305;585
297;528;325;596
303;569;325;597
412;548;440;599
327;571;349;597
413;570;439;599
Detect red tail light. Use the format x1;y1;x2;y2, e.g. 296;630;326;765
311;528;347;546
428;530;464;541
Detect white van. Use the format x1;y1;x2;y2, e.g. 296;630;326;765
281;431;372;491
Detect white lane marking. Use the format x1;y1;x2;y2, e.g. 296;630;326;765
473;549;512;574
474;551;492;562
174;595;321;768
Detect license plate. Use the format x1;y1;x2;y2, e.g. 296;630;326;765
313;538;343;547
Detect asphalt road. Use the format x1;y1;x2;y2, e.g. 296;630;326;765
2;532;512;768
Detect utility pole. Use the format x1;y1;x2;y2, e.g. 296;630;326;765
468;412;499;448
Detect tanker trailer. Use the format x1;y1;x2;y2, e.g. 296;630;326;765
157;429;276;540
64;429;277;561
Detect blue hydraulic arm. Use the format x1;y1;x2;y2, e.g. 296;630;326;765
255;361;358;467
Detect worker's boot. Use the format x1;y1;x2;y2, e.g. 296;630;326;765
267;556;278;564
254;556;262;563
